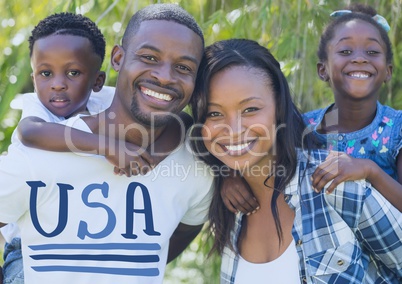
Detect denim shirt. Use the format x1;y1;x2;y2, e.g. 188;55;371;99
303;101;402;180
220;150;402;284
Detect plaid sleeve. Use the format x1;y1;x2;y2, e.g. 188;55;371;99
356;186;402;278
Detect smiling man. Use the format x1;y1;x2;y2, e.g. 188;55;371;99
0;4;213;284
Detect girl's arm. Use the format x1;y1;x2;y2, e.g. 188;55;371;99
220;171;259;214
397;151;402;186
311;151;402;212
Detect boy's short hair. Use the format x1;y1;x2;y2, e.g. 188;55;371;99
29;12;106;64
122;3;204;49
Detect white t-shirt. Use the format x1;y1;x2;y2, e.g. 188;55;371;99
234;240;300;283
1;87;115;242
0;116;214;284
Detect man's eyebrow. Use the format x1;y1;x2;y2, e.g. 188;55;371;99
179;55;199;66
137;44;199;65
137;44;160;53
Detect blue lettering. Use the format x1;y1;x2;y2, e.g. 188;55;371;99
77;182;116;240
27;181;73;237
122;182;160;239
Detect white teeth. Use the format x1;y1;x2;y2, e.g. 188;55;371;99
143;88;173;101
51;99;68;102
225;142;251;151
349;72;370;78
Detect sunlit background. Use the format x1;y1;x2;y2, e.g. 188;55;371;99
1;0;401;282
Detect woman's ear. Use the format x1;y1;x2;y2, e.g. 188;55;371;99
111;45;124;72
92;71;106;92
317;62;329;82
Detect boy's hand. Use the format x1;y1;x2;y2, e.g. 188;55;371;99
106;141;155;177
221;173;259;214
311;151;371;193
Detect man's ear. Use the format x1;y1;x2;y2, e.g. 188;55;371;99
92;71;106;92
384;64;393;83
317;62;329;82
111;45;124;72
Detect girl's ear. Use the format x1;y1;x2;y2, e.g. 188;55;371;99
92;71;106;92
384;64;393;83
317;62;329;82
111;45;124;72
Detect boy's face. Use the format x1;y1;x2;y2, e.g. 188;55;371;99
31;34;105;118
111;20;203;127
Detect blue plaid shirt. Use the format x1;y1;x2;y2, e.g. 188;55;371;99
221;149;402;283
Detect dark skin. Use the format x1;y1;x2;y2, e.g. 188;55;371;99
221;171;258;214
221;19;402;214
310;20;402;212
18;110;192;177
21;34;157;176
83;20;204;262
168;223;203;263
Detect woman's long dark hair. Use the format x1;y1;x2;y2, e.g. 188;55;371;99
190;39;308;255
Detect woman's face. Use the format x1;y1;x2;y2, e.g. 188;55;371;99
201;66;277;173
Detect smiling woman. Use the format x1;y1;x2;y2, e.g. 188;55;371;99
190;38;402;284
201;65;277;172
1;2;402;283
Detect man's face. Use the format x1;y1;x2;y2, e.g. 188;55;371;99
112;20;203;127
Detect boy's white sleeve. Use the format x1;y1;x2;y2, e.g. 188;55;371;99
86;86;115;114
20;93;63;122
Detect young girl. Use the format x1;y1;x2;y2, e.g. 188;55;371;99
221;3;402;214
306;3;402;211
190;38;402;283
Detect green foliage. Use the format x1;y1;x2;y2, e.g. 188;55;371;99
1;0;402;282
165;227;221;283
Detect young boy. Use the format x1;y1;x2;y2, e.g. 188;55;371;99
0;4;211;283
1;12;159;283
1;12;110;284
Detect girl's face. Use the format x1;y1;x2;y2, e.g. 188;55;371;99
318;19;392;101
201;66;277;173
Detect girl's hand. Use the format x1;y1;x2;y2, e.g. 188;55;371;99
311;151;372;193
221;174;259;214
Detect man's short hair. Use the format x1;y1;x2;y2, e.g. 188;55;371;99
122;3;204;48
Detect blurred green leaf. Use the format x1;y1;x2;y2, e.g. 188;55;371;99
1;0;401;281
